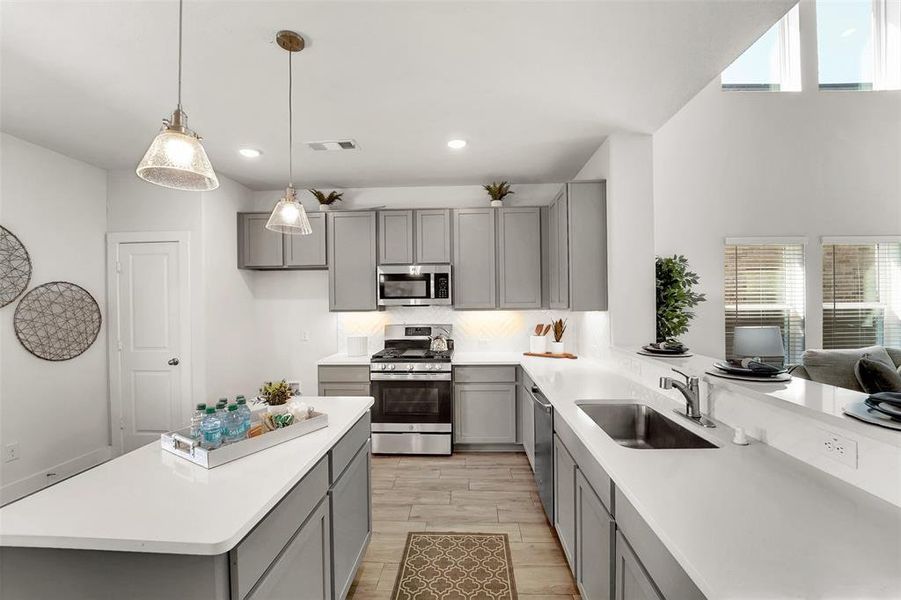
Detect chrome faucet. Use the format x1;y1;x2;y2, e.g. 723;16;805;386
659;369;716;428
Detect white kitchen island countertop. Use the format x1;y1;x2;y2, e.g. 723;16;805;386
518;355;901;600
0;396;373;556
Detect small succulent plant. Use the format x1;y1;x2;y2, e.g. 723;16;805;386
551;318;567;343
483;181;514;202
260;380;292;406
308;189;344;206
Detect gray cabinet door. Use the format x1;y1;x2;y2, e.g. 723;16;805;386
553;189;570;308
284;212;327;268
330;443;372;600
318;383;371;397
567;181;607;310
615;532;664;600
247;499;332;600
553;434;577;571
547;195;560;306
328;212;377;311
453;208;497;309
415;209;451;263
454;382;516;443
498;207;542;308
378;210;414;264
239;213;284;268
576;470;614;600
519;384;535;469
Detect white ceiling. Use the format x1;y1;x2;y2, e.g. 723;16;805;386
1;1;792;190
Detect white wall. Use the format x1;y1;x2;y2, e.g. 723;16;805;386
654;1;901;358
0;133;111;503
575;134;656;351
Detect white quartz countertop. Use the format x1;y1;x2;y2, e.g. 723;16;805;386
518;355;901;600
0;396;373;555
452;351;523;365
317;352;370;365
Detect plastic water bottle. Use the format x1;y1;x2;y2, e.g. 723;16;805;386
236;398;251;437
223;404;244;444
200;407;222;449
190;403;207;439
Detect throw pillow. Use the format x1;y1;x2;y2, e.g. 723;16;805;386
855;357;901;394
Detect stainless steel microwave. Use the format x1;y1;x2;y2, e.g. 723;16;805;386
377;265;452;306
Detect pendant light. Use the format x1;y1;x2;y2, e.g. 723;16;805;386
136;0;218;191
266;30;312;235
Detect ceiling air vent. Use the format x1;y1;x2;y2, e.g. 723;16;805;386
306;139;359;151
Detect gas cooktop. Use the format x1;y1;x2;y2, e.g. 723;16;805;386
371;347;452;363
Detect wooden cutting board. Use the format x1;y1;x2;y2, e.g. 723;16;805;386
523;352;578;360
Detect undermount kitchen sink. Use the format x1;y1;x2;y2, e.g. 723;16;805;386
577;403;718;449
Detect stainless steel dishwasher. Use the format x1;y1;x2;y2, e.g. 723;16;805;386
531;386;554;522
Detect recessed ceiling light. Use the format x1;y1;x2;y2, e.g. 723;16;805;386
239;148;262;158
447;139;467;150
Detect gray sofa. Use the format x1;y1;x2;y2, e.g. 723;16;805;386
792;346;901;392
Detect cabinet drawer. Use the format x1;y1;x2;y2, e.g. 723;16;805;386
318;383;371;397
330;413;371;484
614;488;705;600
454;366;516;383
318;365;371;383
554;416;612;513
231;458;329;599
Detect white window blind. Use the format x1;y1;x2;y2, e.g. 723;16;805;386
724;243;806;363
822;241;901;348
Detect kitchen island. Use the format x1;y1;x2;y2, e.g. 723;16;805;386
0;395;374;600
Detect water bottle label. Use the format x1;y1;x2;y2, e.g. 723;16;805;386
203;429;221;443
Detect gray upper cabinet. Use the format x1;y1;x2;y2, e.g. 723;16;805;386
285;212;327;268
238;212;327;270
415;209;452;263
547;182;607;310
238;213;284;269
453;208;497;309
576;470;614;600
328;212;377;311
498;207;542;309
378;210;414;264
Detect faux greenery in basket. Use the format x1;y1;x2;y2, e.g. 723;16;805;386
309;189;344;210
655;255;705;343
483;181;514;207
260;380;293;406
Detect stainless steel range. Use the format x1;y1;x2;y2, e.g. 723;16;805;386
370;324;453;455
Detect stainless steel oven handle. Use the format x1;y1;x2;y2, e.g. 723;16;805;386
371;373;452;381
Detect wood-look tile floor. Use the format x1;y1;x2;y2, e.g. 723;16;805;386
347;452;580;600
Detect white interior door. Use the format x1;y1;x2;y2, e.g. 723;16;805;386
109;236;190;453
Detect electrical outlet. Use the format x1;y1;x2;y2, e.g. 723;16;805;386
822;431;858;469
4;442;19;463
300;330;310;342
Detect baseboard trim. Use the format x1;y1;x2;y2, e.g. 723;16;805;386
1;446;113;506
452;443;524;453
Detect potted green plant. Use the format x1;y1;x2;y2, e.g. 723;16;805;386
549;318;567;354
259;380;293;415
655;255;706;344
483;181;514;207
308;189;344;211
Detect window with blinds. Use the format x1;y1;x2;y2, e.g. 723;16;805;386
822;241;901;349
724;242;806;364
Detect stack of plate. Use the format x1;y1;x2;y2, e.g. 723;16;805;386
844;392;901;431
707;361;791;383
638;344;692;358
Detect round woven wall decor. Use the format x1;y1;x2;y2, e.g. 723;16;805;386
1;226;32;308
14;281;102;361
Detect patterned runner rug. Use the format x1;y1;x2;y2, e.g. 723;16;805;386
391;532;518;600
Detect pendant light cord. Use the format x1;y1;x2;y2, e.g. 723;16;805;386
288;50;294;187
177;0;183;110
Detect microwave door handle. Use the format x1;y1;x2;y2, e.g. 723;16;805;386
430;271;436;299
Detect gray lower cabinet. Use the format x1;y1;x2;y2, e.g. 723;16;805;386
454;382;516;443
285;212;327;267
319;382;371;397
575;470;614;600
453;208;497;309
415;209;451;263
247;499;332;600
330;442;372;600
378;210;414;264
328;212;377;311
238;212;327;270
553;434;577;569
497;207;542;309
318;365;371;397
615;531;663;600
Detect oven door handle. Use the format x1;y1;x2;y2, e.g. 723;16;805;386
371;373;452;381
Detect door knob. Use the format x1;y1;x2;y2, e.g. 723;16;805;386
168;358;180;366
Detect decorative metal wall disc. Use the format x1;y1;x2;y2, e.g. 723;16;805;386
14;282;102;361
1;226;32;307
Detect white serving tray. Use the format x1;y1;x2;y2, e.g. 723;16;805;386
160;411;329;468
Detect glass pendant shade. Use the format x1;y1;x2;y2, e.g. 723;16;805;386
266;186;312;234
136;118;219;191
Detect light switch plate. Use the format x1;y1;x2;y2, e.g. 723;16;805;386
4;442;19;463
